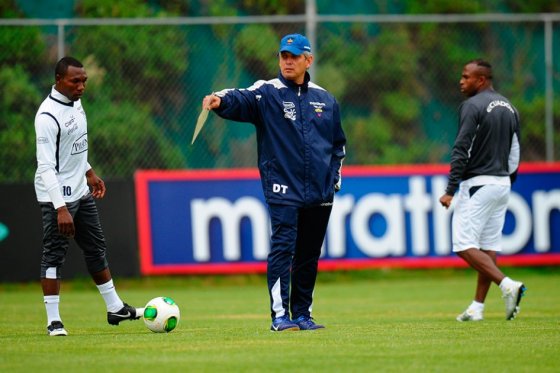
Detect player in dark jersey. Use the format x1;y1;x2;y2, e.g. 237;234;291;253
439;59;525;321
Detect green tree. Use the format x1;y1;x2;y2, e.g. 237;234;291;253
85;99;186;178
0;0;47;76
73;0;189;119
0;1;48;183
234;25;279;79
0;66;42;182
68;0;190;176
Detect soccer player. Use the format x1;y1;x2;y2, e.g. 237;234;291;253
34;57;142;336
439;59;526;321
202;34;346;331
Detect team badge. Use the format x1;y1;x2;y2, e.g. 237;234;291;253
283;101;296;121
310;102;326;117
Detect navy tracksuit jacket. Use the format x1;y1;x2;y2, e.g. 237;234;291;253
214;71;346;320
214;72;346;207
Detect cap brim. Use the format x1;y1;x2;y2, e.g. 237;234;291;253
279;46;304;56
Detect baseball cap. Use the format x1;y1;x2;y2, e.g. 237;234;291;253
279;34;311;56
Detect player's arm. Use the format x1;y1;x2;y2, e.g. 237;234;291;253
446;102;479;195
508;113;521;184
35;113;75;237
439;102;478;208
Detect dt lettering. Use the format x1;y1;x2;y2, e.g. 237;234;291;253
273;184;288;194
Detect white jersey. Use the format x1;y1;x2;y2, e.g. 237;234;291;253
34;86;91;208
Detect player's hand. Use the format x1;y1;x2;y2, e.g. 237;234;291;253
334;178;341;193
439;194;453;209
57;206;75;237
86;168;106;199
202;94;221;110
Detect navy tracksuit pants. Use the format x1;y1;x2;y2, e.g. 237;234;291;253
267;203;333;320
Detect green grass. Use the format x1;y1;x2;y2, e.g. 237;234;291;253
1;268;558;372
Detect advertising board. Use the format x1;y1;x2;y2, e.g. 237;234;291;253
135;163;560;275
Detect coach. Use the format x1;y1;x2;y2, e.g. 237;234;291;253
202;33;346;331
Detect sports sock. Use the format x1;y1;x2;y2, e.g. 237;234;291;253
499;277;516;293
469;300;484;312
96;279;124;312
44;295;62;325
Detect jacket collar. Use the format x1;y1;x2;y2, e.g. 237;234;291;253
278;71;310;91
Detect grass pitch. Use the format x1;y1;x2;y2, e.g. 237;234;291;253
0;267;558;372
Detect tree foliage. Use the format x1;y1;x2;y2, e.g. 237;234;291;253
0;66;42;182
1;0;558;183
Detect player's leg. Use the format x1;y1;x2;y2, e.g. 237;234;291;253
455;249;497;321
456;247;507;321
474;249;497;303
453;183;504;321
456;248;505;284
73;194;141;325
290;204;332;330
267;204;299;331
479;185;526;320
40;202;72;336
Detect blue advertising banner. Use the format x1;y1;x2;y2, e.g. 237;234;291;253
135;163;560;275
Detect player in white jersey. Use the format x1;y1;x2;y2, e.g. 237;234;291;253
34;57;142;336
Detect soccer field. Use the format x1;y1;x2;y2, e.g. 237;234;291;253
0;268;558;372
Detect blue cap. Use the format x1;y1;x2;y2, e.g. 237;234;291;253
279;34;311;56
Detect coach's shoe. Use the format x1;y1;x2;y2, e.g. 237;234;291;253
107;303;142;325
270;315;300;332
456;309;483;322
47;320;68;336
503;282;526;320
293;315;325;330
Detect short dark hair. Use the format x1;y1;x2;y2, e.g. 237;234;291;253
55;56;83;80
466;58;493;80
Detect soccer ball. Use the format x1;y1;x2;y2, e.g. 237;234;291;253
143;296;180;333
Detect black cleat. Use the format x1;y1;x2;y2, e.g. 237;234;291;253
107;303;142;325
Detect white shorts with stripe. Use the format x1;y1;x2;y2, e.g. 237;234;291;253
452;176;510;252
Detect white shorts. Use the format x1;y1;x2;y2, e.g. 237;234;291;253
452;181;510;252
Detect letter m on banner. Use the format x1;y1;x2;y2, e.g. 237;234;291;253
191;197;269;261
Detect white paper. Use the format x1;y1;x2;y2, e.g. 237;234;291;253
191;109;209;145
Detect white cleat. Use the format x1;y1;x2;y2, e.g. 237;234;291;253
503;282;526;320
456;309;483;322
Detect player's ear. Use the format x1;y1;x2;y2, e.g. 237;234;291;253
305;54;314;68
476;74;486;88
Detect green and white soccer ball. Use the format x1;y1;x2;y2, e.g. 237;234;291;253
143;296;180;333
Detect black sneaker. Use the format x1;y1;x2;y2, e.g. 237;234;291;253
107;303;141;325
47;320;68;336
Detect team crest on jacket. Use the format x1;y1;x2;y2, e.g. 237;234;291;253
283;101;296;121
310;102;325;117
